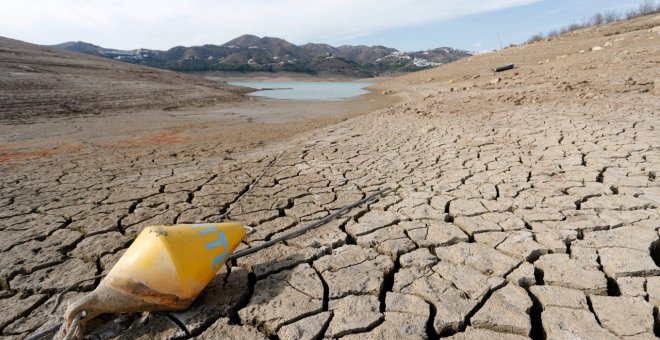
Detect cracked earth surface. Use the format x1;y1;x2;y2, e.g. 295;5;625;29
2;13;660;340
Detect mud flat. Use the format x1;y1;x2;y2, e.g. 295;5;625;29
1;13;660;340
0;89;389;163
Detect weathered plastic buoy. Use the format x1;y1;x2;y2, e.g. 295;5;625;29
63;223;246;327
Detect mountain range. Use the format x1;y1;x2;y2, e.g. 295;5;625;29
52;35;473;77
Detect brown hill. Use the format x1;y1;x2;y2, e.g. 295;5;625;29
0;36;245;122
375;12;659;117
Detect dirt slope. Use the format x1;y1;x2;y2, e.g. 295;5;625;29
0;36;246;122
374;12;659;117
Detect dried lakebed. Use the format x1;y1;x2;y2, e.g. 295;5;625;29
1;101;658;339
2;14;660;338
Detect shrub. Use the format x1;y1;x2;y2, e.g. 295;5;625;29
526;33;545;44
603;11;620;23
638;0;657;15
592;13;604;26
525;0;660;45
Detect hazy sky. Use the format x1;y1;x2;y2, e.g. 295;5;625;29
0;0;645;51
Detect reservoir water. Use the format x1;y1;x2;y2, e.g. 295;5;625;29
229;81;373;101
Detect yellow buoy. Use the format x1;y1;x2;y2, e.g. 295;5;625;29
64;223;246;323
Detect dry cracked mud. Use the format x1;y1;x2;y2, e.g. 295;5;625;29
1;12;660;340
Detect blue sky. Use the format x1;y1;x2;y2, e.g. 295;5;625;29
342;0;642;51
0;0;648;51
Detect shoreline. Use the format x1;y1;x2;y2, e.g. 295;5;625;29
0;78;398;163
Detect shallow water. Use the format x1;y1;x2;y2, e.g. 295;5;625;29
229;81;373;100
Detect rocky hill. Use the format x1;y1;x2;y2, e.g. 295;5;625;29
52;35;472;76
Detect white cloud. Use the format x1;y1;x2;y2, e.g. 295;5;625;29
0;0;540;49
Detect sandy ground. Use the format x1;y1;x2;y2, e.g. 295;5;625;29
1;13;660;340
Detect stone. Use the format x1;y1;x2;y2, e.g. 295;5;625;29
346;210;402;236
617;277;647;298
237;264;323;335
470;284;532;336
342;312;427;340
393;267;452;302
87;312;182;340
529;285;588;310
399;248;438;269
67;211;125;236
278;218;347;249
531;225;575;253
403;220;469;248
506;262;536;288
534;254;607;294
425;222;469;246
474;231;508;247
3;291;84;335
284;201;328;221
326;295;383;338
569;245;600;268
385;292;430;317
589;295;655;337
246;217;297;242
100;249;127;273
433;287;481;335
10;259;98;293
447;327;529;339
495;230;548;262
597;247;660;278
484;212;526;231
391;266;478;335
449;199;487;216
433;261;504;300
399;203;446;220
69;231;131;262
430;196;453;212
0;218;67;252
646;276;660;307
313;245;394;299
42;228;85;250
197;317;267;339
517;208;564;223
541;307;617;340
435;242;520;277
277;312;330;340
356;225;416;259
579;226;657;251
582;195;650;211
453;215;502;236
0;293;46;329
238;243;326;279
171;267;249;335
0;240;66;286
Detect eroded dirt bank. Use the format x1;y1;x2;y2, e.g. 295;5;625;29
1;13;660;340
